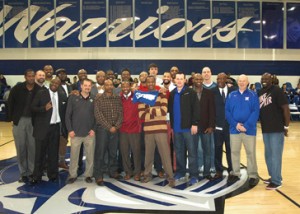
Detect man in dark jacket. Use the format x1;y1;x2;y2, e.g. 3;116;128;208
192;73;216;180
212;73;234;179
30;78;62;184
168;72;200;186
7;69;41;183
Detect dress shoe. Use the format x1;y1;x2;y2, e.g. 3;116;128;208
18;176;28;183
205;175;213;181
133;174;141;181
157;170;165;178
141;176;152;183
85;177;93;183
124;174;132;180
212;172;223;180
168;178;175;188
110;173;123;180
58;162;69;170
249;177;259;187
227;175;240;184
30;178;41;185
96;178;104;186
66;177;77;184
49;177;58;182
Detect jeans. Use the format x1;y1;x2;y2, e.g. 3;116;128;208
174;132;198;178
199;132;214;177
93;125;119;179
194;135;203;171
263;132;284;185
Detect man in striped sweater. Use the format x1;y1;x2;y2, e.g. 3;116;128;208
138;75;175;187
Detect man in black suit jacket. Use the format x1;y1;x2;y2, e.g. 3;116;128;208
192;73;216;180
31;78;62;184
56;68;72;169
212;73;234;179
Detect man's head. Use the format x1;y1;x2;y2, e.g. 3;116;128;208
148;63;158;77
35;70;46;85
49;78;61;92
175;72;186;89
193;73;204;88
106;70;115;80
96;70;106;85
77;69;87;81
237;74;249;92
121;68;131;81
24;69;35;85
170;66;179;80
217;72;227;88
139;71;148;84
80;79;92;94
146;75;156;91
202;66;212;82
261;73;272;89
56;68;67;82
104;79;114;94
163;71;172;85
43;65;53;79
121;81;131;95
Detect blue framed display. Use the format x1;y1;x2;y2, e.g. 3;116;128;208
187;0;210;48
4;0;28;48
56;0;80;47
237;2;260;48
286;3;300;49
109;0;133;47
262;2;283;49
135;0;159;47
161;0;185;47
0;0;3;48
82;0;106;47
30;0;55;48
212;1;236;48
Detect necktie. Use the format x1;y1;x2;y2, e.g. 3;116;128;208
52;93;57;123
222;89;225;102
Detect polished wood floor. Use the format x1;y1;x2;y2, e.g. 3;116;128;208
0;121;300;213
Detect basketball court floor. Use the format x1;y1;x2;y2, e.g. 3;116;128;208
0;121;299;214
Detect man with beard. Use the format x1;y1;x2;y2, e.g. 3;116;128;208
30;78;62;184
170;66;179;84
8;69;42;183
56;68;72;170
35;70;46;87
65;79;96;184
259;73;290;190
162;71;176;97
95;70;106;94
71;69;97;96
192;73;215;180
94;79;123;186
44;65;54;88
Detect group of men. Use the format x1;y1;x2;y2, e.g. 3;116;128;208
7;63;290;190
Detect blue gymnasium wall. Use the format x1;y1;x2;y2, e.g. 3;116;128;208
0;59;300;76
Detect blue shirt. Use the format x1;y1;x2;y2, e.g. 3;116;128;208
173;86;190;133
225;89;259;136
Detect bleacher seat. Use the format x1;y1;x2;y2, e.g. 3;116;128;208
289;103;300;121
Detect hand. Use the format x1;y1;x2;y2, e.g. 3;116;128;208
70;90;80;96
236;123;246;132
69;131;75;138
191;125;198;135
45;101;52;111
109;126;117;133
89;130;95;137
204;127;213;134
159;87;167;94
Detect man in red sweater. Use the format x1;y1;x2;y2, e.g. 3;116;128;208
120;81;141;181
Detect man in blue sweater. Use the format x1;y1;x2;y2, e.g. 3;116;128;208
225;74;260;186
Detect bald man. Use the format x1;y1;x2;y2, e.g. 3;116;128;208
225;74;260;187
